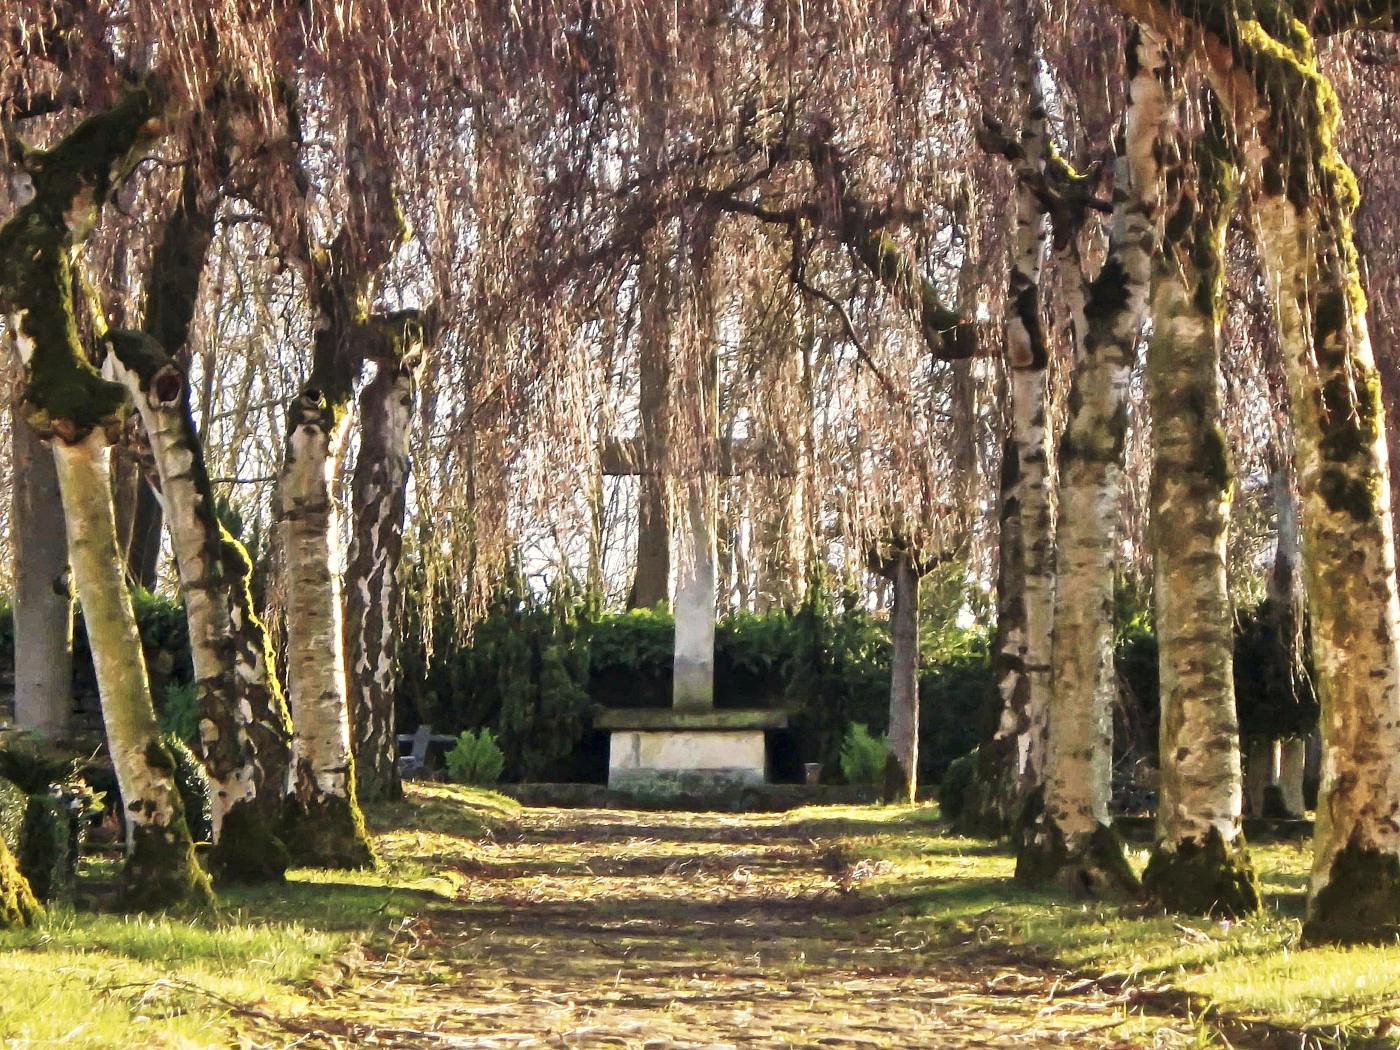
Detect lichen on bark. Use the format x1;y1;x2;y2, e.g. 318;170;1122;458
106;326;293;885
1145;89;1258;916
1015;27;1167;892
970;0;1057;836
1;89;211;910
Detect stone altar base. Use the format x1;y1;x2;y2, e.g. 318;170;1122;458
595;708;788;792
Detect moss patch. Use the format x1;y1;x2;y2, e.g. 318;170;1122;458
1016;791;1141;899
123;819;214;912
1303;842;1400;946
280;779;376;871
1144;826;1262;918
209;800;289;886
0;841;41;927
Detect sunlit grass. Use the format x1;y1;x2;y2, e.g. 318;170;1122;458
0;782;516;1049
832;804;1400;1036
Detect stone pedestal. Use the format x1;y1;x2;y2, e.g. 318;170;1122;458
597;708;787;791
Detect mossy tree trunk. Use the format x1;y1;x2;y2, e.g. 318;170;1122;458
1250;111;1400;944
345;315;427;802
1015;30;1167;898
0;89;211;910
1140;101;1259;917
107;333;294;883
274;115;407;869
106;151;294;883
54;432;213;907
970;2;1056;836
278;374;374;868
11;406;73;741
1103;0;1400;948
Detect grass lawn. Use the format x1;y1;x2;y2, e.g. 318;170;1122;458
0;784;518;1049
828;803;1400;1041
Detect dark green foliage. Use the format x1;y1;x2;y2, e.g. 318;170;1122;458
0;739;93;902
1114;617;1159;765
18;793;78;902
163;734;212;845
399;570;594;782
393;560;997;784
1143;827;1262;918
445;729;506;786
158;683;200;746
938;749;979;824
785;581;893;783
838;724;889;786
1234;599;1318;741
0;589;198;717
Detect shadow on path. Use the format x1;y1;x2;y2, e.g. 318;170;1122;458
294;806;1180;1048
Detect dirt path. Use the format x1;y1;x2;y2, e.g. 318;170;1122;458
297;807;1169;1049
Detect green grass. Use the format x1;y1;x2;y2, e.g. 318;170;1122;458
836;805;1400;1040
0;783;516;1049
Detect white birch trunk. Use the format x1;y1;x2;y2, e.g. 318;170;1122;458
106;341;293;882
1101;0;1400;946
1141;106;1258;915
53;431;212;906
1016;30;1167;895
971;0;1056;835
277;391;375;868
346;345;423;802
1252;190;1400;938
12;408;73;740
0;87;209;910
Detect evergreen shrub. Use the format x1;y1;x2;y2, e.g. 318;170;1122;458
445;729;506;786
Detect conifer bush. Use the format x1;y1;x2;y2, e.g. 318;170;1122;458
445;729;506;786
839;724;890;786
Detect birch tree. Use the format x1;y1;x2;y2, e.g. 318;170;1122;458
0;89;211;909
1015;29;1168;896
1141;97;1260;916
966;0;1057;835
105;126;296;883
1104;0;1400;946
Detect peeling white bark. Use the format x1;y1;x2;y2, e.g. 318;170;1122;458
52;431;185;844
11;407;73;740
1148;113;1244;854
106;349;290;844
1252;191;1400;902
346;351;422;800
280;402;358;805
1029;30;1167;871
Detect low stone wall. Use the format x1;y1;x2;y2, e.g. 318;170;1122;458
500;782;890;812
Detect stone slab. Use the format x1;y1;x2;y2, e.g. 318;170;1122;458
608;729;766;786
594;708;788;731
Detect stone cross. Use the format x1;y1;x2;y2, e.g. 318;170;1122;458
601;435;776;712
